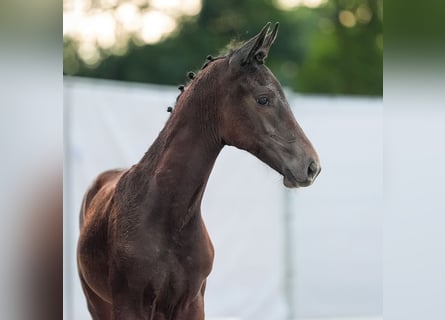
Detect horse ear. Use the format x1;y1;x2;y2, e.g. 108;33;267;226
230;22;279;67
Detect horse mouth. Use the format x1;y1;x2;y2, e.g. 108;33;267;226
283;169;312;188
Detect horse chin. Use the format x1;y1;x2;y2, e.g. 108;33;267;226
283;175;299;188
282;169;313;188
283;169;301;188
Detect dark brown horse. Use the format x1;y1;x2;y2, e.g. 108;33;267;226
77;22;320;320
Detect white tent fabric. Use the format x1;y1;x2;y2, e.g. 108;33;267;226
64;77;382;320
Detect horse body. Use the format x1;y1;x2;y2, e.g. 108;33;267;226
78;23;321;320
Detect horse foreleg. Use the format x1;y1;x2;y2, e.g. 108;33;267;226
109;274;146;320
172;296;205;320
173;281;206;320
79;273;112;320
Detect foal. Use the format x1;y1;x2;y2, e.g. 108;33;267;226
77;22;320;320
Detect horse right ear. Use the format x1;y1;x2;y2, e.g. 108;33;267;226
229;22;279;68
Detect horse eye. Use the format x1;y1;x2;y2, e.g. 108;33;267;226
257;96;269;105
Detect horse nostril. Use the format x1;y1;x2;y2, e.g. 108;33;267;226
307;161;320;180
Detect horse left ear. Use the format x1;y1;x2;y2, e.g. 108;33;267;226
230;22;279;67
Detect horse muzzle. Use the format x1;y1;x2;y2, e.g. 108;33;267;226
282;160;321;188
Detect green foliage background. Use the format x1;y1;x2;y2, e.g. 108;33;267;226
64;0;382;96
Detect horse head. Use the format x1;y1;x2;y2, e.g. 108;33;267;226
217;22;321;188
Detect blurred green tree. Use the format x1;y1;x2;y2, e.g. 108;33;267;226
295;0;383;95
63;0;382;96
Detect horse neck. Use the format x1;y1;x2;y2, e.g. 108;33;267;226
133;65;225;228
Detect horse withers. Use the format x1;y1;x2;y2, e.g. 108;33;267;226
77;22;320;320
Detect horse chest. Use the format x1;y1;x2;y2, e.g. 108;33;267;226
116;220;214;299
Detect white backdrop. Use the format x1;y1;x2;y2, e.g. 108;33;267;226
64;77;382;320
